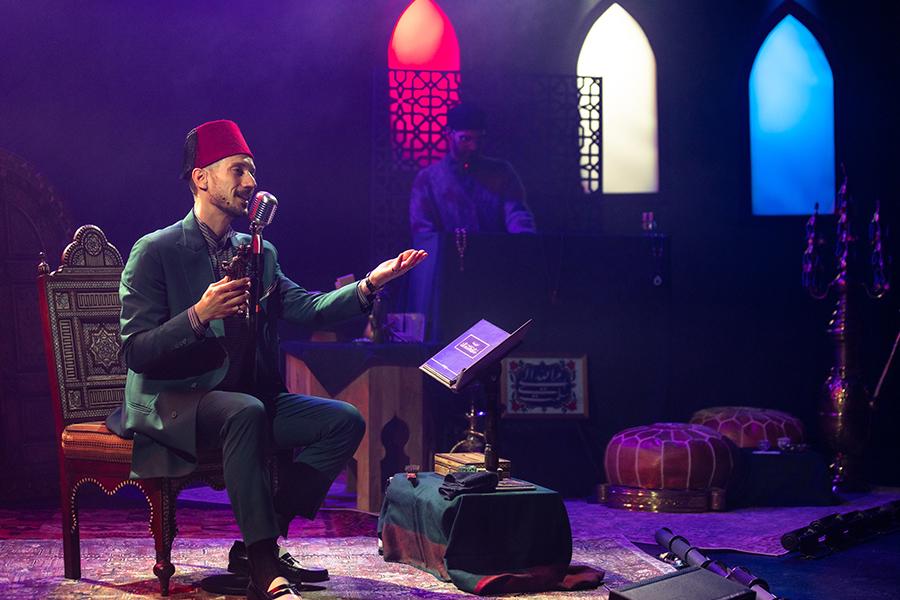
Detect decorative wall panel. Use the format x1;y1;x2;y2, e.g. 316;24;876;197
0;149;73;502
371;70;602;260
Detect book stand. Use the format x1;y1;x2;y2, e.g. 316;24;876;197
420;318;531;474
454;362;502;472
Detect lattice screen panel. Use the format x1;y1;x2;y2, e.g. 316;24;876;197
371;69;602;259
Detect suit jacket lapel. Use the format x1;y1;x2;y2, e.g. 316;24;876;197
176;210;220;336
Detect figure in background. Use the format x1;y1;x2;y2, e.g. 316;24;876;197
409;103;537;234
106;119;426;600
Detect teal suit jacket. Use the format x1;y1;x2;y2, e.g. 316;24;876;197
108;210;365;479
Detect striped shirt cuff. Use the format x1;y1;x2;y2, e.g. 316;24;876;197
356;280;374;309
188;306;208;338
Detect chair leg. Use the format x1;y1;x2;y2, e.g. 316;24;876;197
60;473;81;580
147;483;176;596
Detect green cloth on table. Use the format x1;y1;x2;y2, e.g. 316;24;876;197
438;471;499;499
378;472;582;595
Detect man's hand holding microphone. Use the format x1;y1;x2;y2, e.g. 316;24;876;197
194;276;251;323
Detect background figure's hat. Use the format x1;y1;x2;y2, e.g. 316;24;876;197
180;119;253;179
446;103;487;132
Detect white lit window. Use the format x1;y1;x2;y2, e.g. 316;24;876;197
577;3;659;194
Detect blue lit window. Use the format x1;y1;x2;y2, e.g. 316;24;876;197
750;15;835;215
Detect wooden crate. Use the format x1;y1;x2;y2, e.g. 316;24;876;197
433;452;511;479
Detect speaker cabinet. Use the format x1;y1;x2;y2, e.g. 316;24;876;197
609;567;755;600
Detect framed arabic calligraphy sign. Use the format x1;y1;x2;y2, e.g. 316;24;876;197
501;355;589;418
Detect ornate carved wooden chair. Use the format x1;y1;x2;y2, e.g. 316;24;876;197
37;225;233;596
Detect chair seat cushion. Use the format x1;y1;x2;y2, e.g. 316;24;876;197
61;421;133;463
62;421;225;466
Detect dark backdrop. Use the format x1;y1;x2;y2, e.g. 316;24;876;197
2;0;898;494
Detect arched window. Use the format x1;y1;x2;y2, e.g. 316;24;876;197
388;0;461;166
749;15;834;215
577;3;658;194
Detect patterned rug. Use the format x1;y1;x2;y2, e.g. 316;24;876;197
4;482;899;598
0;535;672;599
6;488;900;556
567;488;900;556
0;506;375;541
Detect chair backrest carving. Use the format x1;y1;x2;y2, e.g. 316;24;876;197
38;225;125;429
60;225;124;268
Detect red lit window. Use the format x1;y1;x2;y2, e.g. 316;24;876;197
388;0;461;166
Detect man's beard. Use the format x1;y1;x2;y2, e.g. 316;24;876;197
212;192;250;218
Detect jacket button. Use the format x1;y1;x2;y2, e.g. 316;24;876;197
171;411;178;419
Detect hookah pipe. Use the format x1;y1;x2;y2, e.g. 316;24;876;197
802;167;891;492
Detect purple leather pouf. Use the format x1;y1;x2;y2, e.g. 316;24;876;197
600;423;735;512
690;406;805;449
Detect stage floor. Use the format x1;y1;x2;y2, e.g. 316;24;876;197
1;479;898;599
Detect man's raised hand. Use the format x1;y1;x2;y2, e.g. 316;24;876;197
368;249;428;288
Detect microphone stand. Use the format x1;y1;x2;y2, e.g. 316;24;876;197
480;363;502;472
247;221;264;388
873;327;900;401
201;212;268;597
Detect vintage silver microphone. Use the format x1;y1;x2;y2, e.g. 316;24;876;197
249;191;278;228
248;191;277;257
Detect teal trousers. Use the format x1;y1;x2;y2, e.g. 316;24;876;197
196;391;365;546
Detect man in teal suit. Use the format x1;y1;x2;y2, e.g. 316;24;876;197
107;119;427;600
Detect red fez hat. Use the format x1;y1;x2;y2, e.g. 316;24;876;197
187;120;253;173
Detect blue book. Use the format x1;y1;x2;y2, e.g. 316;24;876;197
420;319;532;390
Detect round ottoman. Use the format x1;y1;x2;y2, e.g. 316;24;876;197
690;406;804;449
600;423;735;512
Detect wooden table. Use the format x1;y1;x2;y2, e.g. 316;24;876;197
283;345;431;513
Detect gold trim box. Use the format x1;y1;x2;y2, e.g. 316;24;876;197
433;452;512;479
